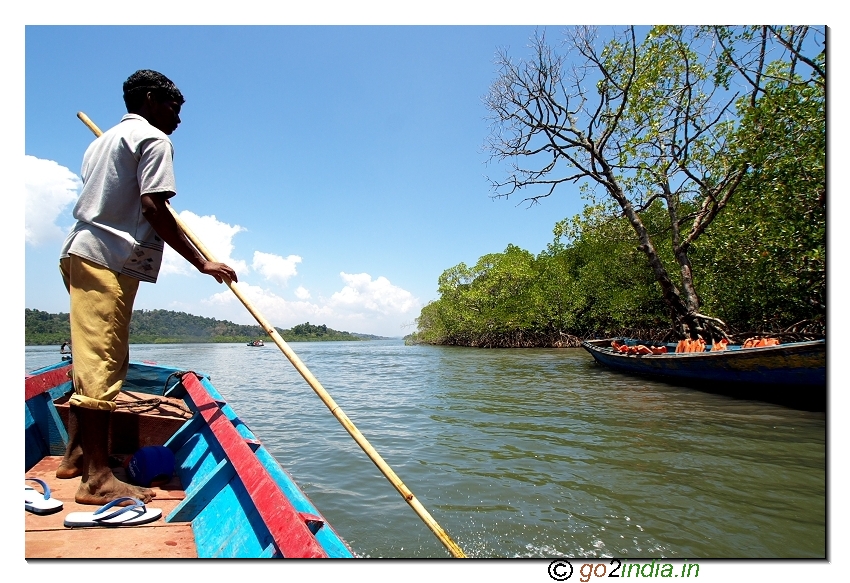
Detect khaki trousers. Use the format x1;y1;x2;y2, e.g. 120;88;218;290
59;255;139;411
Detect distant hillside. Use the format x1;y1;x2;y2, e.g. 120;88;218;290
25;308;388;345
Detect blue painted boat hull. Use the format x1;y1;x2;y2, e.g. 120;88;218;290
25;359;355;558
582;338;826;388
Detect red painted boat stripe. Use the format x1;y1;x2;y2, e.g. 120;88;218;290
25;365;73;401
181;373;328;558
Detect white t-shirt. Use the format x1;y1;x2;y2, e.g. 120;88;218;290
60;113;177;283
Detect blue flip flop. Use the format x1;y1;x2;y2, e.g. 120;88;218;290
64;497;162;528
25;477;63;515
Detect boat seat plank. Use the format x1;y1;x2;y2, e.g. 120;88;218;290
52;390;193;455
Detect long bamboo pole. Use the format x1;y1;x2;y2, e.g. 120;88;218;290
76;111;466;558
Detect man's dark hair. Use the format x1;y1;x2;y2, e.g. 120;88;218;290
123;70;185;113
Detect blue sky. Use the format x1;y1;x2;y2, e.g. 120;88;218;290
24;24;594;337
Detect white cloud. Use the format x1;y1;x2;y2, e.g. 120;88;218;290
252;251;302;286
161;210;248;277
205;280;330;321
24;156;81;246
330;272;419;315
199;272;420;337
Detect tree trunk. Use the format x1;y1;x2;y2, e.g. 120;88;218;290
600;160;723;340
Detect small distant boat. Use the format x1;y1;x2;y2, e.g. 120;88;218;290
247;340;265;347
25;358;353;558
581;338;826;389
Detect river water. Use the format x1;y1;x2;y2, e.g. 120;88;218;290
25;340;825;559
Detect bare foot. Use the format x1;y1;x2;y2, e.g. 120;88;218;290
75;471;157;506
56;450;83;479
58;404;83;478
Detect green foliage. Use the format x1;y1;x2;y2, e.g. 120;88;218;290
284;322;368;342
432;245;542;341
128;309;263;341
694;59;825;330
609;26;736;204
25;309;71;345
24;308;371;345
549;204;671;332
411;214;671;346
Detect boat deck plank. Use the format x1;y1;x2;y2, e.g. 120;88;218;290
25;456;198;559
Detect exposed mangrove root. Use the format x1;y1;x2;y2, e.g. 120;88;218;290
440;330;584;348
408;317;824;348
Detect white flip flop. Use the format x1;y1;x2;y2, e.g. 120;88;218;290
25;478;64;515
64;497;162;528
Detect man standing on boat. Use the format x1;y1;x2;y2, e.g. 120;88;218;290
57;70;238;505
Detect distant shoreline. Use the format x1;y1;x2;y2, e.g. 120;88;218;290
25;308;392;346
